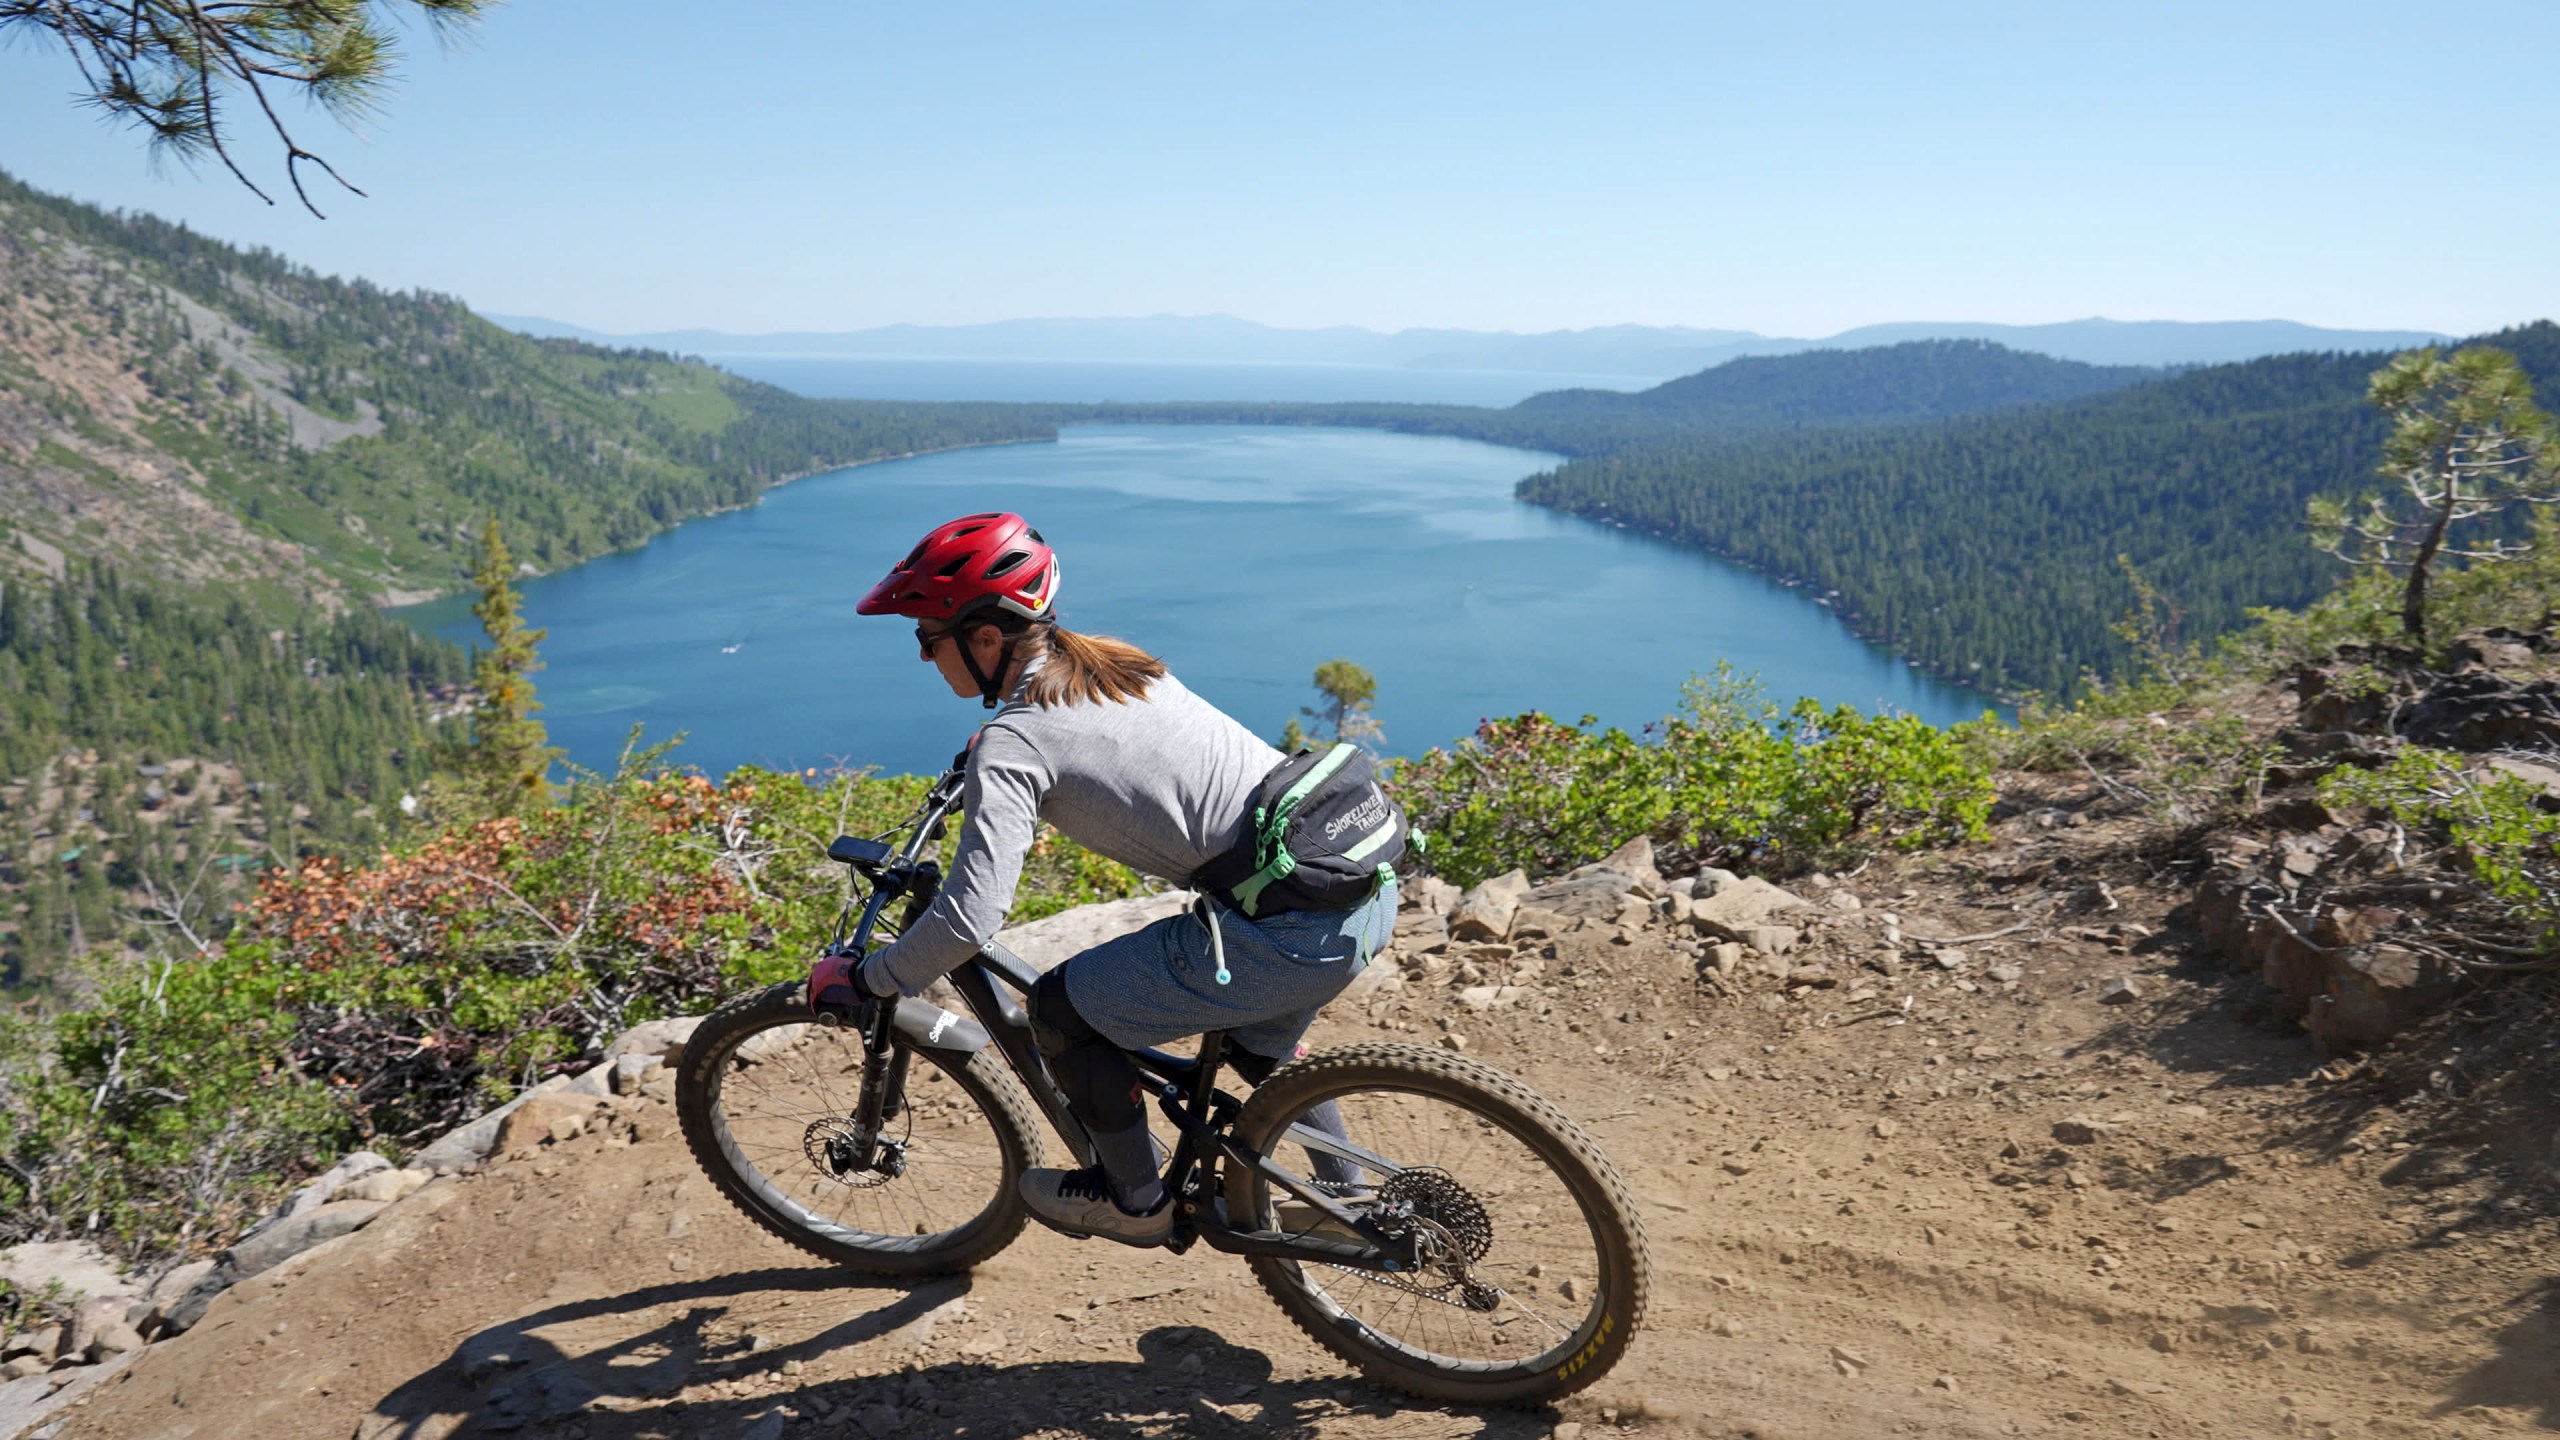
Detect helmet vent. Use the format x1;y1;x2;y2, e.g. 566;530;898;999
983;550;1030;580
933;555;971;579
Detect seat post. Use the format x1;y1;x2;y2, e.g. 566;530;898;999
1187;1032;1229;1115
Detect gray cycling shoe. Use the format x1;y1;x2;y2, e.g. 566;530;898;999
1018;1166;1174;1248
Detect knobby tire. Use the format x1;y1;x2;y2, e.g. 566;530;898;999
677;979;1041;1275
1224;1041;1650;1407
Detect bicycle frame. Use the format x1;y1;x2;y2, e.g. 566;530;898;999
827;756;1429;1274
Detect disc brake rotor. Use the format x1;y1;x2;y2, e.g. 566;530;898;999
802;1117;903;1189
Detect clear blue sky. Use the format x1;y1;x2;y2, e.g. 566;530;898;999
2;1;2552;337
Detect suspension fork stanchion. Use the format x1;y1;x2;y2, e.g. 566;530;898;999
840;990;902;1170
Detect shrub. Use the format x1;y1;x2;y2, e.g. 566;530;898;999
0;754;1145;1264
0;955;351;1262
1391;669;1992;886
2321;749;2560;952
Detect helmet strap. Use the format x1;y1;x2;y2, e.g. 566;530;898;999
955;622;1019;710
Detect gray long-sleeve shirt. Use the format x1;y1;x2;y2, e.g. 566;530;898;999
864;665;1284;997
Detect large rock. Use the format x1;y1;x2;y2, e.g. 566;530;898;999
493;1094;596;1154
65;1294;129;1361
998;892;1189;970
280;1151;393;1220
1406;876;1462;916
2400;671;2560;751
334;1169;432;1205
1592;836;1664;895
610;1053;666;1095
163;1201;385;1335
603;1017;701;1062
0;1241;132;1308
411;1074;577;1173
1449;871;1529;942
1686;877;1815;942
1391;907;1449;953
2306;945;2463;1050
1508;905;1575;941
225;1200;385;1279
1524;870;1641;920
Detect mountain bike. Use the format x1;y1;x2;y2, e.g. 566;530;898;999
675;752;1649;1406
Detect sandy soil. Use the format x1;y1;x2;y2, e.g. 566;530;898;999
30;822;2560;1440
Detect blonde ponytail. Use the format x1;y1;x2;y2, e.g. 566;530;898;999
1014;624;1165;707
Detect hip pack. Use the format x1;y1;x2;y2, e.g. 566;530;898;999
1196;743;1410;918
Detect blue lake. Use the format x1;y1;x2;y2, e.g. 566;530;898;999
393;425;2000;779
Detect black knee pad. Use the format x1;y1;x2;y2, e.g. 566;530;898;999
1028;968;1102;1059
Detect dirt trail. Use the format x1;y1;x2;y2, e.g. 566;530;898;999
32;820;2560;1440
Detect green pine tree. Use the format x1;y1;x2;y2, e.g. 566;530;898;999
1303;659;1383;749
2309;346;2560;642
458;518;558;817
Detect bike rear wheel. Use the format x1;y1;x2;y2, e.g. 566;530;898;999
677;980;1040;1275
1223;1042;1649;1407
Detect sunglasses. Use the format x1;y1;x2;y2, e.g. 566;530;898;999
914;623;954;659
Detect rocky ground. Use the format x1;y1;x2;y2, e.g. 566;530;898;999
10;781;2555;1440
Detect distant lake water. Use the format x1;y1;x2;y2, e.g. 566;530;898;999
393;426;2001;779
710;355;1649;408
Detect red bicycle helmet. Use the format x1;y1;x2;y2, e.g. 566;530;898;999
856;512;1060;623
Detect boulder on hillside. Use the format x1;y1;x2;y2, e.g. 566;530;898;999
1405;876;1462;916
162;1200;386;1336
1450;872;1529;942
1524;870;1641;920
333;1169;431;1206
279;1151;392;1220
610;1053;667;1094
1508;905;1575;941
604;1017;701;1063
1391;907;1449;953
1590;836;1664;895
411;1073;578;1173
2443;626;2547;673
2400;671;2560;751
0;1241;134;1311
493;1094;598;1154
1686;877;1815;942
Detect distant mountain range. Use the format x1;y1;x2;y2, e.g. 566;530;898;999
484;312;2453;378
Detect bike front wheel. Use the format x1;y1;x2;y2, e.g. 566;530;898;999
1223;1042;1649;1407
677;980;1041;1275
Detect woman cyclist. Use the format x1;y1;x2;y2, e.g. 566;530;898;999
806;511;1398;1246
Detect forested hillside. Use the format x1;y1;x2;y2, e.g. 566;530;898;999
0;561;468;986
0;168;1059;606
1085;339;2157;456
0;169;1062;991
1518;323;2560;696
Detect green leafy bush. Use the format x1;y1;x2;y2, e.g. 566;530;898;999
0;754;1145;1264
0;956;351;1262
1391;669;1993;886
2321;749;2560;950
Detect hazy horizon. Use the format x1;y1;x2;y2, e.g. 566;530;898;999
2;3;2552;339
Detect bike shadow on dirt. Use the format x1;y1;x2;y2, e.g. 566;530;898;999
355;1266;1561;1439
2433;1275;2560;1431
